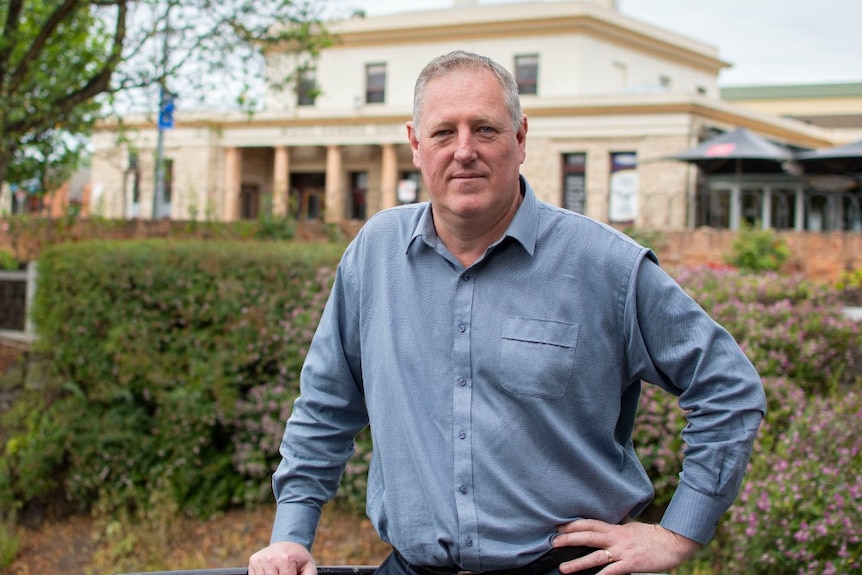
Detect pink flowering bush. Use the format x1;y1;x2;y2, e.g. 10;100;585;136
636;267;862;574
672;267;862;393
706;386;862;574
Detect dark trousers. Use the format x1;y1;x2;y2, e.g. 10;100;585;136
373;549;605;575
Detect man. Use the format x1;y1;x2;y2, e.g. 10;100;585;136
249;51;765;575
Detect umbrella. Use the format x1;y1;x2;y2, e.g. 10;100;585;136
671;128;798;229
671;127;796;175
795;138;862;174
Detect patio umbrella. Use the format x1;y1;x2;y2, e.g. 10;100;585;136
671;127;796;175
671;128;797;229
795;138;862;174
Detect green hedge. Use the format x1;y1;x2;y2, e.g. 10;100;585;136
1;239;344;518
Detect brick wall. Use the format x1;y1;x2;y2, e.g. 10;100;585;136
657;229;862;282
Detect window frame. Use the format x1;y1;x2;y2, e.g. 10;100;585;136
515;54;539;96
365;62;387;104
297;68;318;107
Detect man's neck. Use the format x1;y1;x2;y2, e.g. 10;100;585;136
434;192;523;268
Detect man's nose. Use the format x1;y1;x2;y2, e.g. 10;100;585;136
453;131;478;163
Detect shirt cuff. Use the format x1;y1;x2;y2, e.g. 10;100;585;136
270;502;323;549
659;482;732;544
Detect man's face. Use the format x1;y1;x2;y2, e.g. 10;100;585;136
407;67;527;227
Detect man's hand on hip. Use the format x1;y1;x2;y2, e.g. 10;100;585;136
552;518;701;574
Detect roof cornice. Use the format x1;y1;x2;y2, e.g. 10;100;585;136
327;1;729;74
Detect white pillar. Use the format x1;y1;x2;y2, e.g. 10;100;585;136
381;143;398;210
325;145;344;224
224;147;241;221
273;146;290;216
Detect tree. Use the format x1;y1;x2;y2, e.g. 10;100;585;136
0;0;334;206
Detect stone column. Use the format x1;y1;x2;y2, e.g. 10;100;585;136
380;143;399;210
325;145;344;224
224;147;242;221
761;185;772;229
729;185;741;231
273;146;290;216
794;187;805;231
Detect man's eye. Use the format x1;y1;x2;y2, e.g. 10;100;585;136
478;126;497;134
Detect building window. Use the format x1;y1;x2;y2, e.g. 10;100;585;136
515;54;539;95
297;68;317;106
562;153;587;214
609;152;638;223
366;63;386;104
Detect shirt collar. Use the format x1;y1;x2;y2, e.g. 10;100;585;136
407;175;539;258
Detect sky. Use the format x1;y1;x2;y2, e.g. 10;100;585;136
327;0;861;86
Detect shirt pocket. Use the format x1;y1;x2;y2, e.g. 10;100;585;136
499;316;579;399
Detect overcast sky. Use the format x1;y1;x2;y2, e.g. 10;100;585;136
328;0;861;86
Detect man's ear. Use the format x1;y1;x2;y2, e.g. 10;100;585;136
406;121;421;168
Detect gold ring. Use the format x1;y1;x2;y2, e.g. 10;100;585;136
604;549;614;564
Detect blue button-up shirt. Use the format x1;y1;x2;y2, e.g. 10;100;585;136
271;178;765;570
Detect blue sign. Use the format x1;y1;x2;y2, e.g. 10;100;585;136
158;92;175;129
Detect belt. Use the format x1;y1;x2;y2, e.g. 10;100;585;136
401;546;598;575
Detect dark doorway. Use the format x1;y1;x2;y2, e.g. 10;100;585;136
291;173;326;220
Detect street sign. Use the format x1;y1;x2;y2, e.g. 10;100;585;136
159;92;175;129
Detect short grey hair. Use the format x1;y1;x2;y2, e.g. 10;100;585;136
412;50;522;139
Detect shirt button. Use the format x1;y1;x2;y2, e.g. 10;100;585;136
462;274;471;282
459;484;468;494
465;537;473;547
458;323;466;333
458;377;467;386
458;430;466;439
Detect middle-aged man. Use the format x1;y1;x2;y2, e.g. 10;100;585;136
249;50;766;575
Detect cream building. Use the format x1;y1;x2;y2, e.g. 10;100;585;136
89;0;853;231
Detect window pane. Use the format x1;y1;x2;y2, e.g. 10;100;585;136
515;55;539;95
366;63;386;104
298;69;317;106
562;153;586;214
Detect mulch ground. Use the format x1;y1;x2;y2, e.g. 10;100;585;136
5;505;392;575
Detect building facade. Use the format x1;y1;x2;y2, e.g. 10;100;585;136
89;0;853;231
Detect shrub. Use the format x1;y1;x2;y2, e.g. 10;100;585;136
0;512;19;571
836;268;862;306
0;248;17;270
724;225;792;273
0;239;344;519
635;268;862;529
632;384;685;509
710;389;862;575
673;267;862;394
